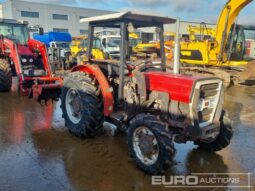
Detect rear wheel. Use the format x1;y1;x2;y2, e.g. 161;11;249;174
128;114;175;174
195;111;233;151
61;71;104;137
0;59;12;92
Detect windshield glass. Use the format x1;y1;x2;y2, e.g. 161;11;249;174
130;38;142;48
244;29;255;40
107;37;121;47
0;23;28;44
56;42;70;49
81;38;102;49
164;36;175;41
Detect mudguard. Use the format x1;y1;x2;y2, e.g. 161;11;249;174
71;64;114;116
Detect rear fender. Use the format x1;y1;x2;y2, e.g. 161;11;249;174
72;64;114;116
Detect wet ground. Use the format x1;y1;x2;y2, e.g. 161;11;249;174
0;84;255;191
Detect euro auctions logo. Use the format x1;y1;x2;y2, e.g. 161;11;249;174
152;175;199;186
151;173;253;189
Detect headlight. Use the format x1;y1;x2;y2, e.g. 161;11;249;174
197;98;204;112
208;97;216;108
197;98;216;112
29;58;34;63
21;58;27;63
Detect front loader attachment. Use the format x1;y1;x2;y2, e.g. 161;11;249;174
31;78;62;104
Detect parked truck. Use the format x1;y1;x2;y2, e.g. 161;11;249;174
95;30;141;60
33;32;72;71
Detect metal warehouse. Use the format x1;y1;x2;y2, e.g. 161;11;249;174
0;0;114;36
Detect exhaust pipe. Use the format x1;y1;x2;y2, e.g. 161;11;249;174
173;17;180;74
172;18;181;116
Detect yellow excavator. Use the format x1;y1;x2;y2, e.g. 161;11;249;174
180;0;255;86
70;36;105;64
133;32;175;62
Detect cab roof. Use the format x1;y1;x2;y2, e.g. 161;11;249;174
0;18;28;25
80;11;176;28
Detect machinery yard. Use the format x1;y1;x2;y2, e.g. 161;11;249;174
0;84;254;191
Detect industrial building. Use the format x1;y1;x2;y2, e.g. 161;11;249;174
0;0;114;36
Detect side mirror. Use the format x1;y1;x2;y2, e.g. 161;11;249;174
127;22;134;33
102;39;106;47
50;42;56;48
104;52;110;59
39;27;44;35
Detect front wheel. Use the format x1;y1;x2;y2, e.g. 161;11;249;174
0;59;12;92
194;111;233;151
61;71;104;138
128;114;175;174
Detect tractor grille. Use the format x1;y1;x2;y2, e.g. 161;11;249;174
200;83;219;98
198;83;220;124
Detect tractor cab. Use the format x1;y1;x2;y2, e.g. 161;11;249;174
80;12;175;100
0;19;62;102
0;19;46;77
227;24;255;61
82;12;172;64
0;19;29;44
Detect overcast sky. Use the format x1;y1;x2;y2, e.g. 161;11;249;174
1;0;255;25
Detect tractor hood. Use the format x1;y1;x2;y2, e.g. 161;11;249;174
17;44;34;56
144;71;210;103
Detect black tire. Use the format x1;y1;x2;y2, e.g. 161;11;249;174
0;59;12;92
195;111;233;151
61;71;104;137
128;114;176;174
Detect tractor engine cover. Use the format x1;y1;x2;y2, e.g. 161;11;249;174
144;71;208;103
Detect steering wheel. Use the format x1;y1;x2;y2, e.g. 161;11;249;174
133;62;172;72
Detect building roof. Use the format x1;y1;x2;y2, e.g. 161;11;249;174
2;0;115;13
80;11;176;27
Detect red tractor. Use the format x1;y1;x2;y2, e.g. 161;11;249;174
61;12;233;174
0;19;62;102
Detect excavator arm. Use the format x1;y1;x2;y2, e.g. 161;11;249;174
215;0;253;60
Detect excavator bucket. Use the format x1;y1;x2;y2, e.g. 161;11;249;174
236;61;255;85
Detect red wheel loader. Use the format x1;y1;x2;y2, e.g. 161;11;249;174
61;12;233;174
0;19;62;102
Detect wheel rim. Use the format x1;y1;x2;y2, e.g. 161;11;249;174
65;88;82;124
133;126;159;165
